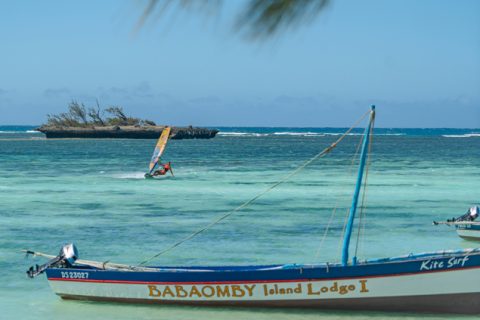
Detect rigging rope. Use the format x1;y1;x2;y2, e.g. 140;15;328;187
138;110;372;266
316;129;364;262
335;131;366;259
314;207;337;261
354;118;375;259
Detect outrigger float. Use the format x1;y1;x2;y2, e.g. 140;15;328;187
25;106;480;314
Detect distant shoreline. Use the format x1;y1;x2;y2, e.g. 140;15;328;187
35;125;218;140
1;125;479;130
0;126;479;139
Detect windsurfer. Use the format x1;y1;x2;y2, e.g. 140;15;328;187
146;126;172;178
152;162;172;176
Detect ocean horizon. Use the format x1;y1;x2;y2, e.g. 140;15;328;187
1;125;479;138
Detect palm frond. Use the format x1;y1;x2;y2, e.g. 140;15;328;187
136;0;329;40
235;0;329;40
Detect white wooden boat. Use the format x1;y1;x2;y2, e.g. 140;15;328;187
26;106;480;314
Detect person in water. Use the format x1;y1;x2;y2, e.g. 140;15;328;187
152;162;172;176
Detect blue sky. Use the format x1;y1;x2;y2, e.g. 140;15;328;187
0;0;479;127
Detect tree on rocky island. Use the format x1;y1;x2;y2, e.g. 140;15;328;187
87;100;106;126
105;106;146;126
68;101;89;125
46;101;156;127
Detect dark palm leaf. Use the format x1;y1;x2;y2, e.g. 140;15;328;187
136;0;330;40
235;0;330;39
135;0;221;32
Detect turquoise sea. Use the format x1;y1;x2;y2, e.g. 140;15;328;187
1;125;480;320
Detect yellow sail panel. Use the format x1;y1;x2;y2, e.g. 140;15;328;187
149;127;171;172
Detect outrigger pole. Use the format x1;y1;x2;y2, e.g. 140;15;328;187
341;105;375;266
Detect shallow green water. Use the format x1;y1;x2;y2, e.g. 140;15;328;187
1;131;479;319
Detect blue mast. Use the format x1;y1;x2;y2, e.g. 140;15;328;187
341;105;375;266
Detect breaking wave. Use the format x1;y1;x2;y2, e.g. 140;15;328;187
273;132;324;136
111;172;147;179
218;131;407;137
218;132;268;137
442;133;480;138
0;130;40;133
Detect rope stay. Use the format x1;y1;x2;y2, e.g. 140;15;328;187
138;110;372;266
335;127;369;260
354;119;375;260
316;128;365;262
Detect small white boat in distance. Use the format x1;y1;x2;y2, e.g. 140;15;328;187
434;206;480;240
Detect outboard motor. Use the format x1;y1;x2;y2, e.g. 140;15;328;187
447;206;480;223
26;243;79;278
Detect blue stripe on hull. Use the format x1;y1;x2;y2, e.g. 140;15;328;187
46;251;480;284
456;224;480;231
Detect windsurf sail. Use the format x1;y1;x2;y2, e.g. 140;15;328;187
148;127;171;174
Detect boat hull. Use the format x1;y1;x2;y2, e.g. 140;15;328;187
456;225;480;241
46;251;480;314
58;292;480;314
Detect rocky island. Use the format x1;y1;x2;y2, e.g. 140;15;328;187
38;102;218;140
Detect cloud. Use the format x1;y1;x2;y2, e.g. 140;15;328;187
0;88;13;107
188;95;222;105
43;87;71;99
273;95;319;106
95;81;156;101
132;82;155;99
351;97;480;128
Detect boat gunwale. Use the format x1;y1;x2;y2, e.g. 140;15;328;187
47;248;480;274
